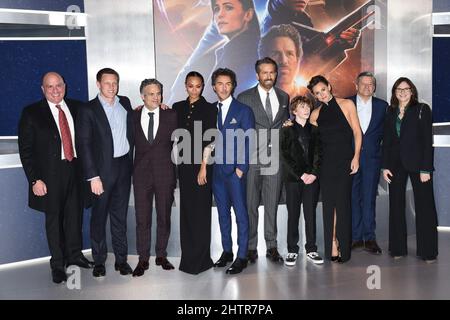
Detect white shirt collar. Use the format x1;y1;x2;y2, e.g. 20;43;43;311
142;105;160;116
356;95;372;106
257;84;274;96
218;95;233;109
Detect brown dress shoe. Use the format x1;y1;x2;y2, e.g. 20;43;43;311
155;257;174;270
364;240;382;255
132;261;149;277
247;250;258;264
266;248;283;262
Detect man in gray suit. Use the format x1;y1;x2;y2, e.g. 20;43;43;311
237;57;290;263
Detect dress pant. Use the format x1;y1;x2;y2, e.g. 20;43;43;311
388;163;438;258
213;168;249;259
351;155;381;241
285;179;319;254
44;159;83;270
246;164;283;250
90;155;131;265
134;179;174;261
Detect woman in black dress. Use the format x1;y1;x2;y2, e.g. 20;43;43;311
382;77;438;262
172;71;217;274
308;76;362;263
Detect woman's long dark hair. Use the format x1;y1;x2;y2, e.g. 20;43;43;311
211;0;260;38
390;77;419;108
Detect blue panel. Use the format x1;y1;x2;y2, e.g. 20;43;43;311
434;148;450;227
0;167;92;264
0;40;88;136
432;37;450;123
0;0;84;12
433;0;450;13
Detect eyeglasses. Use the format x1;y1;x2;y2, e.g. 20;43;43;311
395;87;411;94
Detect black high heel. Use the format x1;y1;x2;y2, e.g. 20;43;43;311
331;240;340;262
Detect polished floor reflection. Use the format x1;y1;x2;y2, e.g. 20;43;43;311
1;232;450;300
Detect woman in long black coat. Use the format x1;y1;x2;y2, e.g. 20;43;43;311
172;71;217;274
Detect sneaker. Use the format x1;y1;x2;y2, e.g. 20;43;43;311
285;253;298;266
306;252;324;264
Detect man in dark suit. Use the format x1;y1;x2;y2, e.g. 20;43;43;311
131;79;178;277
348;72;388;254
76;68;134;277
237;57;289;264
18;72;93;284
211;68;256;275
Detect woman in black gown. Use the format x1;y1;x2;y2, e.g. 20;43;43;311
172;71;217;274
308;76;362;263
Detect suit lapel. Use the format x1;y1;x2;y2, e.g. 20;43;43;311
153;108;164;144
93;97;113;141
40;100;60;140
273;87;287;125
223;99;237;129
251;86;271;127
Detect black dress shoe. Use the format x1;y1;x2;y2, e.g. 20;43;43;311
364;240;382;255
66;256;94;269
52;269;67;284
93;264;106;277
132;261;149;277
214;251;234;267
266;248;283;262
351;240;364;250
226;258;248;274
114;262;133;275
247;250;258;264
155;257;175;270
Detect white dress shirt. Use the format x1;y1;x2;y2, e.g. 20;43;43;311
356;95;372;134
218;95;233;126
47;100;77;159
140;105;160;140
257;85;279;122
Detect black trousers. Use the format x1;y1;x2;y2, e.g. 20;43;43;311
285;179;319;254
45;159;83;270
388;163;438;258
90;156;131;265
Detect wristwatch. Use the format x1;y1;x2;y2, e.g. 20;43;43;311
32;180;37;185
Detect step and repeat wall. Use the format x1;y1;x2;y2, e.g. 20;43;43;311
1;0;448;265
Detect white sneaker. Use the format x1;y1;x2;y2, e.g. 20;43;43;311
285;253;298;266
306;252;324;264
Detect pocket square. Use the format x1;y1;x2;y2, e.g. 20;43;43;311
230;118;237;124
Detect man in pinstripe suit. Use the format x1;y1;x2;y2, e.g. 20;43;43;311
237;57;290;263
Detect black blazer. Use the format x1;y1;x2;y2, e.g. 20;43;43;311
18;98;88;212
280;122;321;182
76;95;134;181
172;96;217;163
382;103;434;173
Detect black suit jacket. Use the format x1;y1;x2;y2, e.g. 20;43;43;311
382;103;434;173
76;95;134;182
18;98;88;212
280;122;321;182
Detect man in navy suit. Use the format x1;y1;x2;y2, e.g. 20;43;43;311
76;68;134;277
349;72;388;254
211;68;256;274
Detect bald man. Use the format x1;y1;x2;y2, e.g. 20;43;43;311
18;72;93;284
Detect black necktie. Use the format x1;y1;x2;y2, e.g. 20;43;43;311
148;112;154;143
218;102;223;129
